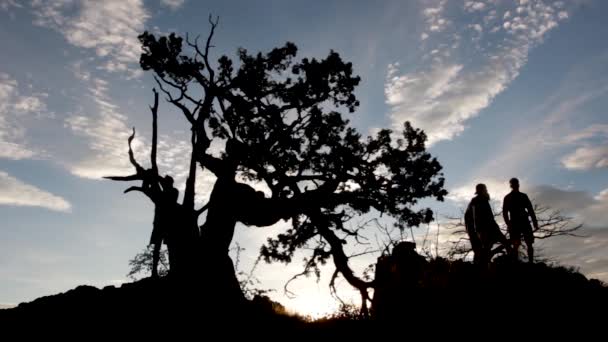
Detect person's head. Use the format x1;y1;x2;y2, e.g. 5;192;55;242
475;183;489;200
509;177;520;191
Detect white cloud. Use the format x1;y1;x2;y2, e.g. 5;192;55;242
448;177;513;206
421;32;429;41
160;0;185;10
530;185;595;213
0;170;71;212
558;11;569;20
529;185;608;229
64;78;146;179
70;60;91;82
483;10;498;25
464;1;486;12
561;124;608;170
13;95;45;113
385;63;456;142
561;146;608;170
31;0;149;73
564;124;608;143
423;0;449;33
64;75;216;205
0;0;22;11
0;143;36;160
386;0;567;145
452;57;608;190
0;73;49;159
539;226;608;282
385;57;518;144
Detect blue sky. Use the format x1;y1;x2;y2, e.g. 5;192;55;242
1;0;608;316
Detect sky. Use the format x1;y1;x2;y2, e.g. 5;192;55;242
1;0;608;317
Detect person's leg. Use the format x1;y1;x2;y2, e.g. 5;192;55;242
491;229;511;258
527;244;534;264
471;233;483;264
152;243;160;278
478;232;491;267
508;225;522;261
498;233;512;256
524;232;535;264
511;238;521;261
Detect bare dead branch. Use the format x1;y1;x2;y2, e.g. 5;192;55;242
348;248;381;259
283;259;316;299
203;15;219;82
196;202;210;216
103;174;141;181
124;186;145;194
128;128;144;174
154;77;196;125
150;88;159;173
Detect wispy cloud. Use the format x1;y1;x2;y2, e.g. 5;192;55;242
64;74;215;204
529;185;608;228
464;1;486;13
30;0;149;74
422;0;449;34
561;124;608;170
386;0;569;145
562;146;608;170
448;177;513;206
529;186;608;278
0;72;49;160
64;77;142;178
160;0;186;10
0;170;71;212
539;226;608;282
0;0;22;11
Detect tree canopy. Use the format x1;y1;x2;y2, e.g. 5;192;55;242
109;18;447;312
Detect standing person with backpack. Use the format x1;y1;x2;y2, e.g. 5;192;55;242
465;184;511;265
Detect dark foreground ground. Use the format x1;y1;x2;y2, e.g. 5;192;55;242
2;259;607;338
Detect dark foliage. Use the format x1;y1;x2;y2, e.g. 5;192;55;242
109;18;447;310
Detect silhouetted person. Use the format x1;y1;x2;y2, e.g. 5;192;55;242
464;196;483;264
503;178;538;263
465;184;510;265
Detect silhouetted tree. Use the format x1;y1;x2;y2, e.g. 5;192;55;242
109;18;447;308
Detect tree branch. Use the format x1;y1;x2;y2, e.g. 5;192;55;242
203;15;219;82
154;77;196;125
150;88;159;174
104;174;141;181
128;128;144;174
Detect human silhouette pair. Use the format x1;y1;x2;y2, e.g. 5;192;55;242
465;178;539;264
